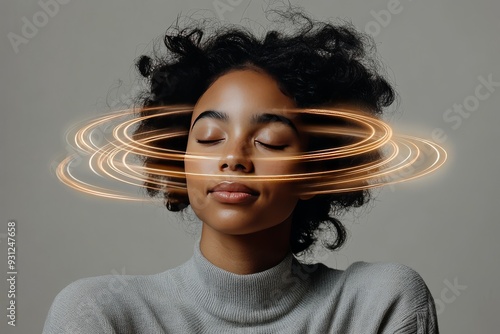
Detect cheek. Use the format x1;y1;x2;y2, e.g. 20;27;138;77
257;158;302;176
184;157;221;212
185;174;212;214
184;147;208;210
184;140;216;174
258;162;305;204
184;140;222;213
266;187;300;224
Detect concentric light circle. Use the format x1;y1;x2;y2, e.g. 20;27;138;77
53;106;447;201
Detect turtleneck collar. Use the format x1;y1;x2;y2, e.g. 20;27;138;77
185;238;310;324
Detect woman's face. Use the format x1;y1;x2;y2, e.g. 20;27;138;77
184;68;308;236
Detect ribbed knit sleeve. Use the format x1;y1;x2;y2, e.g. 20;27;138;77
43;278;117;334
354;262;439;334
395;266;439;334
403;280;439;334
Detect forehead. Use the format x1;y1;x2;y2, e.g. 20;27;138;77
192;69;296;121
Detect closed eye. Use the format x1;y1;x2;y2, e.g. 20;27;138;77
196;139;223;145
256;141;289;150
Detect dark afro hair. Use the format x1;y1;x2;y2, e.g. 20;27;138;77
132;8;396;256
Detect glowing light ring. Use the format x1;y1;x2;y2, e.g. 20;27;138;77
56;155;145;201
301;135;447;195
111;107;393;162
54;106;447;201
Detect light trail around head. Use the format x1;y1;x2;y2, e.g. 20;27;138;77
53;106;447;201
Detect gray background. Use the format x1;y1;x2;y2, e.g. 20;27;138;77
1;0;499;333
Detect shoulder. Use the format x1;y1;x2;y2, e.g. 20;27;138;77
42;274;136;333
53;272;140;307
343;261;439;333
337;261;434;311
343;261;429;294
307;261;439;333
306;260;429;295
42;268;182;334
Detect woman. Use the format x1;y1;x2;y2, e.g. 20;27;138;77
43;8;439;333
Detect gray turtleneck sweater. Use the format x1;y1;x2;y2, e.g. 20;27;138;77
43;240;439;333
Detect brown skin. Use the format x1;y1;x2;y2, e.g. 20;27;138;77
184;68;312;274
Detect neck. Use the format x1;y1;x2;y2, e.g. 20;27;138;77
199;219;292;275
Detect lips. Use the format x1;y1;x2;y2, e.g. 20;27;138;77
209;182;259;195
208;181;259;204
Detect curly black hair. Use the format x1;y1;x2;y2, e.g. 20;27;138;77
132;9;396;256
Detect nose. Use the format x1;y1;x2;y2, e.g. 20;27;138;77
219;140;254;173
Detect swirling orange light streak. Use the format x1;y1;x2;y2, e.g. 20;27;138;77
300;136;446;195
114;107;393;162
54;106;447;201
56;155;147;201
72;109;135;154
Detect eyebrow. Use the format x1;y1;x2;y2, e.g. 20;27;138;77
191;110;299;135
191;110;228;130
252;113;299;135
